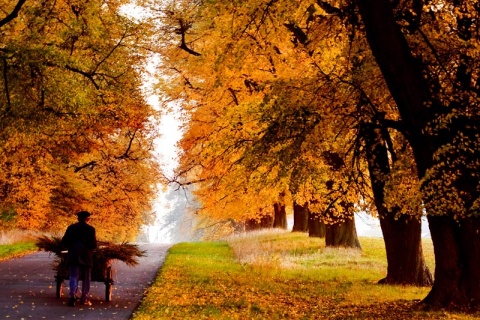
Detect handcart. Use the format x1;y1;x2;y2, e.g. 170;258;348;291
54;251;114;301
36;236;145;303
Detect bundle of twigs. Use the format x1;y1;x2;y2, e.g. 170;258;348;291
36;236;146;267
95;241;146;267
36;235;64;255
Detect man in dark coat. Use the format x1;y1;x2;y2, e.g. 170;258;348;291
61;211;97;306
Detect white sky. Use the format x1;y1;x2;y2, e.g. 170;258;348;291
119;2;186;243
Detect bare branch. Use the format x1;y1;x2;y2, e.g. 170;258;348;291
0;0;27;28
117;129;138;160
177;18;201;56
74;161;97;173
65;65;100;89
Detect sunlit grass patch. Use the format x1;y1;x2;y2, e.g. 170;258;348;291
0;229;50;261
133;232;475;320
0;241;37;261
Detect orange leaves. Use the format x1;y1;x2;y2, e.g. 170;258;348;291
159;0;363;227
0;0;160;238
133;239;445;320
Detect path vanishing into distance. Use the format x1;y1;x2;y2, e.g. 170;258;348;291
0;243;170;319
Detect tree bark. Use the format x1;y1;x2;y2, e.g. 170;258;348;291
325;217;361;249
245;218;260;231
273;203;287;229
378;214;432;286
422;216;480;308
363;121;432;286
292;202;309;232
357;0;480;307
308;210;326;238
260;214;274;229
245;214;274;231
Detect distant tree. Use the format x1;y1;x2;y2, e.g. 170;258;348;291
292;202;309;232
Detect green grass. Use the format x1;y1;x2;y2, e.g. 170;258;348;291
132;231;480;320
0;241;37;261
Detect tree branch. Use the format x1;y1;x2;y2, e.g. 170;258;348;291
0;0;27;28
316;1;341;15
177;18;201;56
74;161;97;173
117;129;137;160
65;65;100;89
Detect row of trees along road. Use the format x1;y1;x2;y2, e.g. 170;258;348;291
0;0;161;241
151;0;480;310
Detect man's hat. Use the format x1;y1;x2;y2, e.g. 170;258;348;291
76;211;91;219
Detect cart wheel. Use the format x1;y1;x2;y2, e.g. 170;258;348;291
105;282;112;302
56;279;63;299
105;266;113;302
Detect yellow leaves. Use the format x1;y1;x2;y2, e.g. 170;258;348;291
0;0;159;238
133;238;442;320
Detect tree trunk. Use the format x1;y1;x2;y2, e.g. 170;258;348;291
358;0;480;307
245;214;273;231
245;218;260;231
379;215;432;286
363;122;432;286
260;214;274;229
325;217;361;249
422;216;480;308
292;202;309;232
308;210;326;238
273;203;287;229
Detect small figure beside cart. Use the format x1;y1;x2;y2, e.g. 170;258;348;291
36;211;145;307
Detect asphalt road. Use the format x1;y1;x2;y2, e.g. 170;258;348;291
0;243;170;320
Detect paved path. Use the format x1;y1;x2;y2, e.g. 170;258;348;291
0;243;170;320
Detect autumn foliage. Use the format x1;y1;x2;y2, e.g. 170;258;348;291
0;0;161;241
152;0;480;310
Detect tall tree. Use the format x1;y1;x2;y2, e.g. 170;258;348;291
155;0;364;248
357;0;480;308
362;118;432;286
0;0;160;240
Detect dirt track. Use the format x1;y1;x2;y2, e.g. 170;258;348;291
0;243;170;319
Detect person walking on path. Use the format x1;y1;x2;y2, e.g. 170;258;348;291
61;210;97;307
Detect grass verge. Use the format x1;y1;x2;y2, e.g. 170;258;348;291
0;241;37;261
132;231;479;319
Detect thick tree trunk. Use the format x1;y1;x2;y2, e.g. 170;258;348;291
292;202;309;232
363;122;432;286
325;217;361;249
379;215;432;286
273;203;287;229
422;216;480;308
308;210;326;238
358;0;480;307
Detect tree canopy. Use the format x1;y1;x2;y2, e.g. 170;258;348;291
153;0;480;309
0;0;161;241
152;0;402;226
